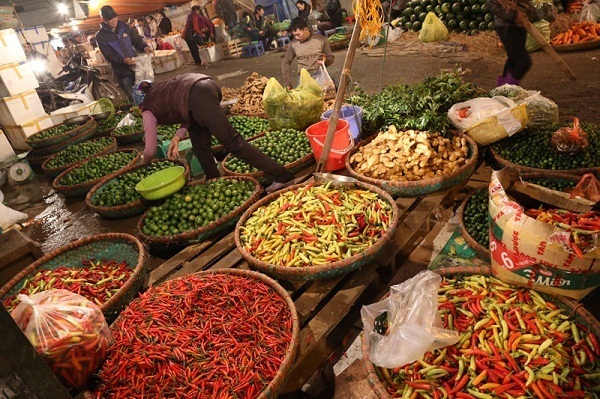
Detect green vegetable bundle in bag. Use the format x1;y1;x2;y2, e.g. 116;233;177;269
525;20;550;53
263;69;324;131
418;12;449;43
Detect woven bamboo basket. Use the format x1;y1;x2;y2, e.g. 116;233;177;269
86;159;190;220
25;117;94;149
489;147;600;176
552;39;600;52
456;188;491;262
0;233;147;323
136;176;263;250
52;149;141;198
222;150;315;186
111;128;145;145
346;134;479;197
235;181;400;281
329;37;351;51
26;151;50;167
41;137;117;178
229;110;269;119
82;268;299;399
34;120;99;156
465;104;528;146
361;266;600;399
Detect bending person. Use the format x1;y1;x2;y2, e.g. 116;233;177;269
134;74;295;193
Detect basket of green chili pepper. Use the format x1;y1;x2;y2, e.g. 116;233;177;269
0;233;147;323
235;181;400;280
90;269;300;399
362;267;600;399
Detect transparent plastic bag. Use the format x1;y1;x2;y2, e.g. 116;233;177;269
10;289;112;388
490;85;558;127
578;2;600;23
551;117;589;154
263;69;324;131
525;20;551;52
448;96;522;135
314;63;336;100
419;12;449;43
361;271;460;369
134;53;155;85
569;173;600;202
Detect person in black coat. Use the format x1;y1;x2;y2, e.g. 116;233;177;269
157;11;172;36
296;0;311;21
317;0;343;32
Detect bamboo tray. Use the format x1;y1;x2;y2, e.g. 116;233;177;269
552;39;600;52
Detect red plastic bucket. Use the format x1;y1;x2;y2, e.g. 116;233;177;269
305;119;353;172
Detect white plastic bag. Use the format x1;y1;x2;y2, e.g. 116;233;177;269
0;203;28;230
116;113;138;128
578;2;600;23
490;84;558;127
134;53;155;85
448;96;522;135
384;23;403;43
313;63;336;100
361;271;460;369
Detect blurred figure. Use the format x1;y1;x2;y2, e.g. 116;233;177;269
181;5;214;65
156;35;174;50
216;0;238;30
157;11;172;35
296;0;312;21
317;0;343;32
146;15;159;39
244;5;275;50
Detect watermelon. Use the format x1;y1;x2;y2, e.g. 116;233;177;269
478;21;488;30
405;21;413;30
447;19;458;28
481;4;488;12
403;7;414;17
435;5;442;13
426;5;434;12
419;12;427;21
471;4;481;13
410;14;418;22
444;12;455;20
456;12;466;21
414;5;423;13
459;20;469;30
451;2;462;13
462;5;471;13
468;20;478;29
441;2;452;12
413;21;422;31
487;21;495;30
484;13;494;22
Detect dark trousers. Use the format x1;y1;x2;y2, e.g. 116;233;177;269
187;80;294;183
496;26;532;80
117;74;135;101
184;38;202;64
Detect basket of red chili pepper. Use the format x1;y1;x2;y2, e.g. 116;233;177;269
90;269;300;399
362;266;600;399
235;181;400;280
0;233;147;323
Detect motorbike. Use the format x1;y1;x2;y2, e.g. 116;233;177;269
35;53;125;113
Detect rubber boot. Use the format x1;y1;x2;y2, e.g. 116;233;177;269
504;72;520;86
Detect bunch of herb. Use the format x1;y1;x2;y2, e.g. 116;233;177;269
349;69;483;135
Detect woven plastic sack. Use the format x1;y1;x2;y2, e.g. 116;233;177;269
263;69;324;131
361;271;460;368
10;289;112;388
525;20;551;52
419;12;449;43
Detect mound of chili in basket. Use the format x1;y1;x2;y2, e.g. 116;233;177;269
93;273;294;398
372;275;600;399
3;259;133;311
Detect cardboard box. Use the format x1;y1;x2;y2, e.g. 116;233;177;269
489;169;600;300
2;115;55;150
0;29;27;65
16;25;49;45
0;90;46;126
0;61;40;97
152;50;182;74
0;129;16;162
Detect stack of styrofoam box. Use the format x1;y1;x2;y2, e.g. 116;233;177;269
0;28;52;152
17;25;63;79
166;2;196;31
152;50;182;74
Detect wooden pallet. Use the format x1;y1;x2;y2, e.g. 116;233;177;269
146;164;481;394
221;38;249;59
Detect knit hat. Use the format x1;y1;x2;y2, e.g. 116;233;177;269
100;6;118;21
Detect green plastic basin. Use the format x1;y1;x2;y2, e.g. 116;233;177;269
135;166;186;200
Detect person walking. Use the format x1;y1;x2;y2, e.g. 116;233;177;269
486;0;537;86
181;5;214;65
96;5;153;101
282;17;334;89
133;74;295;193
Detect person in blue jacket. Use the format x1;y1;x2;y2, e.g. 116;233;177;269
96;5;153;100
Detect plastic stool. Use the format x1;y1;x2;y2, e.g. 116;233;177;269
324;29;336;38
335;26;347;34
241;42;265;58
276;36;290;48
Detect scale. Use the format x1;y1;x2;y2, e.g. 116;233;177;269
0;152;34;185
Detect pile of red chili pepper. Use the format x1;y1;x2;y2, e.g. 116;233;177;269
524;208;599;258
2;259;133;311
93;273;294;398
372;275;600;399
11;290;111;389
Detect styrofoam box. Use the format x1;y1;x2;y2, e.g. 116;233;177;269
200;45;223;64
17;25;49;45
0;130;16;163
0;90;46;126
170;15;188;32
0;61;39;97
2;114;54;150
0;29;27;65
152;50;182;74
